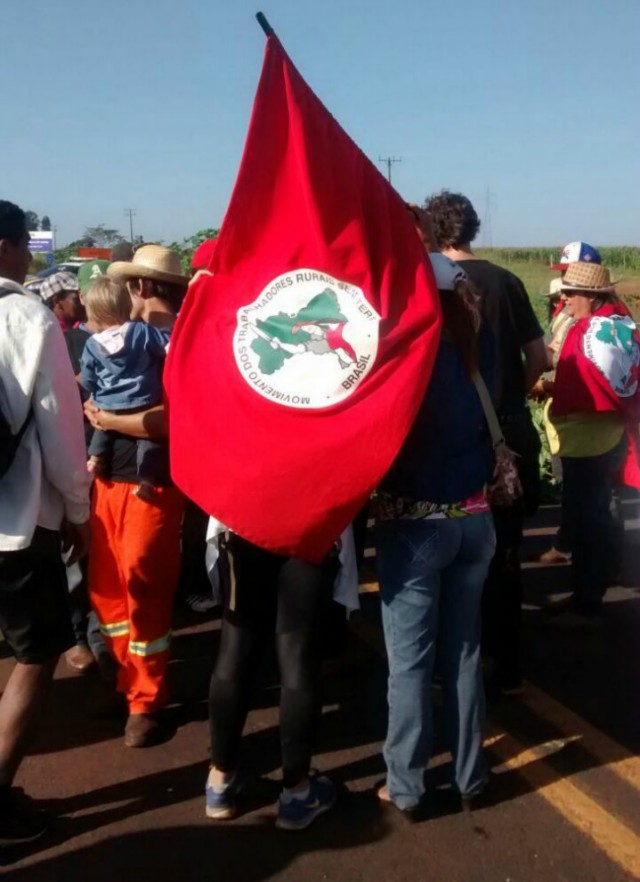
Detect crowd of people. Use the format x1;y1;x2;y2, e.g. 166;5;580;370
0;191;638;841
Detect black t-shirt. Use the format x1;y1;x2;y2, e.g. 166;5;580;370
64;326;93;447
64;325;92;377
458;260;543;415
108;435;171;486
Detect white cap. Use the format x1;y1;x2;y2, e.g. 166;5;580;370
551;241;601;270
545;277;563;297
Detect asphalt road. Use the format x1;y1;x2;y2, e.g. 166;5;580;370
2;501;639;881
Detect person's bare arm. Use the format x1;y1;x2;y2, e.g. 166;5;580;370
522;337;548;393
84;401;166;439
544;344;554;371
62;520;91;566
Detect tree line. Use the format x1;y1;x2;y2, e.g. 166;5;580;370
53;227;218;270
24;210;52;232
49;233;638;273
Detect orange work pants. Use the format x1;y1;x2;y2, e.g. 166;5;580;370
88;479;184;714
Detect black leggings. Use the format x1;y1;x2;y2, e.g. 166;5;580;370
209;535;337;788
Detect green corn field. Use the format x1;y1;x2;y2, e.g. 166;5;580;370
477;247;640;271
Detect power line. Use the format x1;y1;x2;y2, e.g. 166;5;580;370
378;156;402;185
124;208;137;242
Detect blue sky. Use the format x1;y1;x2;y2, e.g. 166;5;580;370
2;0;638;247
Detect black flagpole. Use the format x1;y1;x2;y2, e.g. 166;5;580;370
256;11;275;37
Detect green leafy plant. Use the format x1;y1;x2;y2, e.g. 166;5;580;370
168;228;219;274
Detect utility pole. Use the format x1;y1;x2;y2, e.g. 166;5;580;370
483;187;493;248
378;156;402;185
124;208;136;242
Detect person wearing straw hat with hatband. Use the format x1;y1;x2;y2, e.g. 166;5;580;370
83;245;188;747
539;261;640;628
529;243;603;567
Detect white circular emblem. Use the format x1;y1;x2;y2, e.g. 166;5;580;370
233;269;380;409
584;315;640;398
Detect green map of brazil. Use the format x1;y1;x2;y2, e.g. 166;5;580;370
251;289;346;375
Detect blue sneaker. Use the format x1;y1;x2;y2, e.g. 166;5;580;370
276;775;336;830
205;772;241;820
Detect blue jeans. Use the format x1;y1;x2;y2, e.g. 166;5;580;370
65;558;107;657
376;514;496;809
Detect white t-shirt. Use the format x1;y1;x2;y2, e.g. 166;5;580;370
0;279;91;550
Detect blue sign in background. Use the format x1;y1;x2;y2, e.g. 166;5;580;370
29;234;53;253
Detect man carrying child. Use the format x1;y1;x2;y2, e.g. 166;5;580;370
83;245;188;747
81;277;169;502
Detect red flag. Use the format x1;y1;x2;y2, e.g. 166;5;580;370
165;34;441;562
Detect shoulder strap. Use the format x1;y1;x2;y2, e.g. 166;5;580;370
471;370;505;451
0;286;33;459
0;408;33;481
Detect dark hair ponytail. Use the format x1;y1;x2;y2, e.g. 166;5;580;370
438;278;481;375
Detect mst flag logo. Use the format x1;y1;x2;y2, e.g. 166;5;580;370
234;269;380;409
583;315;640;398
166;32;442;560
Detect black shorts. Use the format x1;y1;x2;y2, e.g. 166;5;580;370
0;527;75;664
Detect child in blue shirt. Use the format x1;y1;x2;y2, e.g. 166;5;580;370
81;277;169;501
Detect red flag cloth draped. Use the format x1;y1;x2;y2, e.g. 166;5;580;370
165;34;441;562
552;301;640;489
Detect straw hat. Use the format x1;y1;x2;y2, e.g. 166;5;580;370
108;244;189;287
560;261;617;294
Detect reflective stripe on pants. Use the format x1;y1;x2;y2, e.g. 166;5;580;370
89;479;184;714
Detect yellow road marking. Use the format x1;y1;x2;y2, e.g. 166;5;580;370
489;732;640;879
520;683;640;792
354;613;640;791
491;736;581;774
522;526;559;538
350;614;640;873
359;581;379;594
